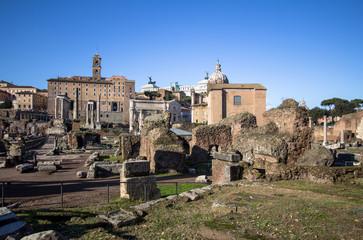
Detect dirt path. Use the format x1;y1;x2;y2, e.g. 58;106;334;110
0;140;202;209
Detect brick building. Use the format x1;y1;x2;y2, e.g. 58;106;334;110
191;61;266;126
47;53;135;123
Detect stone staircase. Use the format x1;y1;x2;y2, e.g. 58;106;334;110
0;207;33;240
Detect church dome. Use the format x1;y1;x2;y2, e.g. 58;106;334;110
208;60;229;84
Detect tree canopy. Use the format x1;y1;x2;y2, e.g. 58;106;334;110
0;100;12;109
144;91;160;100
319;97;357;118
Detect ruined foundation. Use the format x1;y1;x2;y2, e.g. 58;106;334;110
120;160;161;201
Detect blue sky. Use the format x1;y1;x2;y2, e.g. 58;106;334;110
0;0;362;109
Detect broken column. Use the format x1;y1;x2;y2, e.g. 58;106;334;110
54;97;58;118
323;115;328;146
120;160;161;201
308;117;312;128
212;152;242;184
73;88;79;120
96;95;101;130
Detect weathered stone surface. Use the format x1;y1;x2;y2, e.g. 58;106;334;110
224;164;241;182
38;165;57;173
243;168;261;182
120;175;161;200
122;160;150;178
87;161;121;178
212;158;242;184
190;124;233;164
15;164;34;173
195;175;210;183
20;230;66;240
220;113;257;141
9;145;24;157
114;149;121;156
212;152;241;162
265;165;363;183
179;191;200;201
97;210;137;228
211;200;237;214
0;161;7;169
85;152;100;166
263;99;309;134
234;131;288;164
76;171;87;178
119;135;140;160
139;112;188;173
296;146;335;167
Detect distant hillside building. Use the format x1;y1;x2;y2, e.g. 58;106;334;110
0;80;48;111
14;91;47;111
47;52;135;123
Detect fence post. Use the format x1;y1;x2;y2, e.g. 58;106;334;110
175;182;178;196
107;184;109;204
60;182;63;208
1;182;4;207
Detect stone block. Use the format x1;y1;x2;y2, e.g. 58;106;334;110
38;165;57;173
195;175;210;183
20;230;66;240
224;164;241;182
120;175;160;200
212;152;241;162
121;160;150;178
76;171;87;178
15;164;34;173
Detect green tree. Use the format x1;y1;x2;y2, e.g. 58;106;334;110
144;91;160;100
182;96;191;104
309;107;329;123
0;99;12;109
163;93;176;101
321;98;344;110
351;99;363;110
332;100;355;117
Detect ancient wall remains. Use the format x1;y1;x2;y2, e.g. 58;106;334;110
190;124;232;164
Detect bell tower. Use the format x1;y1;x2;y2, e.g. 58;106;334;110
92;51;101;80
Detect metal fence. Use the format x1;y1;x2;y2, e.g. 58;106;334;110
1;180;209;209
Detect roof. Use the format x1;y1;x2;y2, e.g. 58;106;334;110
47;77;111;84
208;83;267;91
170;128;192;136
2;85;37;89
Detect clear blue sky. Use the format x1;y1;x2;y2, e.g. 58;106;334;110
1;0;362;109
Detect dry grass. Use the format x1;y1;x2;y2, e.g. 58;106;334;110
15;180;363;239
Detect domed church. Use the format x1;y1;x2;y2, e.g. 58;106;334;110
191;60;267;126
208;60;229;84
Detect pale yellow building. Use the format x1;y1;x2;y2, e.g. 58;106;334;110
47;53;135;123
14;91;48;111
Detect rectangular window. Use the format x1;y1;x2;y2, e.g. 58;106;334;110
234;96;241;105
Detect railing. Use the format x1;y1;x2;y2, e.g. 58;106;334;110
1;180;209;209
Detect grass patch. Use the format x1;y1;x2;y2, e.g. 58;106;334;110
99;154;125;163
157;183;205;197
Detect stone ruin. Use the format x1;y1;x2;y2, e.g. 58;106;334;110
120;160;161;200
138;112;189;173
190;124;233;164
119;134;141;160
67;130;100;149
212;152;242;184
85;152;123;178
